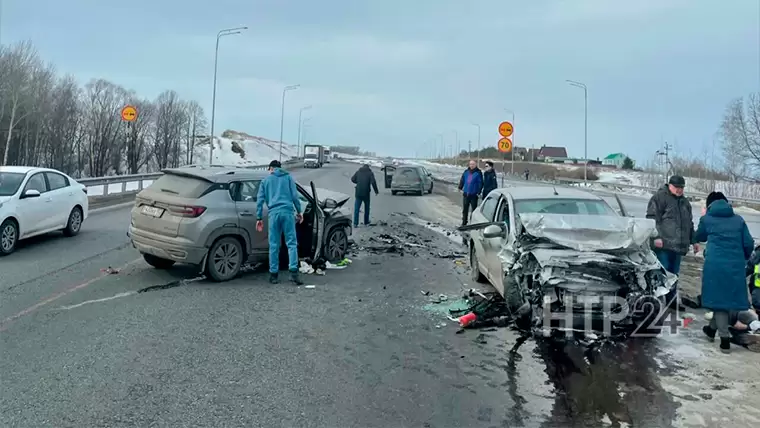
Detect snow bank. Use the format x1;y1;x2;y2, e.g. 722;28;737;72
194;130;298;167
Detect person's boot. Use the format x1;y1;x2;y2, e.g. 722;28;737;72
289;270;304;285
702;325;716;342
720;337;731;354
269;273;279;284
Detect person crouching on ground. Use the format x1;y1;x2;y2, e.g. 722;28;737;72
458;160;483;226
696;191;754;353
350;163;379;227
256;160;304;285
482;161;498;199
646;175;699;310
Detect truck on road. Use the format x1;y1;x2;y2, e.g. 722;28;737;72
304;145;325;168
323;146;331;163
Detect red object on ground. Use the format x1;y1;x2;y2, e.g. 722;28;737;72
459;312;477;327
682;317;694;328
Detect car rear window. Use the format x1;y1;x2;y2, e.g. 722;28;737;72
149;174;213;198
515;198;617;216
396;168;419;178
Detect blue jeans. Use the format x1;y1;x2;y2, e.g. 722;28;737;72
268;211;298;274
655;249;682;275
353;196;370;226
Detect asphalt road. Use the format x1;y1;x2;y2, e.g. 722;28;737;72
1;161;756;427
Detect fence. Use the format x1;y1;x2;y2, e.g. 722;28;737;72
429;172;760;206
81;160;301;208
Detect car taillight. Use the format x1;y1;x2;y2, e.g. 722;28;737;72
169;205;206;217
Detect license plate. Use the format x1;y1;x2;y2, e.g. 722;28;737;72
141;205;164;218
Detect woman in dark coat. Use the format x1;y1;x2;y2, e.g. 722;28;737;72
481;161;498;199
696;191;754;353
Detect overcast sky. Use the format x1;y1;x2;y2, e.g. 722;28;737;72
3;0;759;162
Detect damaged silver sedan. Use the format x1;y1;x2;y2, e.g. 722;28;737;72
462;186;677;339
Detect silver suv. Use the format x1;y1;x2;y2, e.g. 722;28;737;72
383;165;433;196
128;166;352;281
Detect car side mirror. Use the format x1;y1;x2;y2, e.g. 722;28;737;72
21;189;41;199
427;173;432;177
323;198;338;209
483;224;506;239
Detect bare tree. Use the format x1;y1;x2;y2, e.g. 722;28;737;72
185;100;207;165
720;93;760;178
0;41;40;165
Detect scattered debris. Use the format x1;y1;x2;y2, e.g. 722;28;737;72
304;285;316;289
101;266;120;275
138;275;205;293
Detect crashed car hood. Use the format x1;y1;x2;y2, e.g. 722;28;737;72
314;187;350;210
518;213;656;252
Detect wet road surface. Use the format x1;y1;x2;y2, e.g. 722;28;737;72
1;161;758;427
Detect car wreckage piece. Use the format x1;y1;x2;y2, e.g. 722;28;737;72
462;213;677;339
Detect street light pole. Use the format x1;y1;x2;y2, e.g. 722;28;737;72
437;134;444;159
504;109;515;177
296;105;312;158
209;26;247;165
278;84;300;162
452;130;459;165
567;80;588;184
471;123;481;164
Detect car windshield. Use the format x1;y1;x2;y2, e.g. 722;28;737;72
0;172;26;196
515;198;618;216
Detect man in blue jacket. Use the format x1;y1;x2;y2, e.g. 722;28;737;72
256;160;304;285
457;160;484;226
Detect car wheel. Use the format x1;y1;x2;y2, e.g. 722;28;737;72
0;219;18;256
391;190;398;195
469;243;488;283
143;253;176;269
62;206;84;237
325;227;349;262
206;237;243;282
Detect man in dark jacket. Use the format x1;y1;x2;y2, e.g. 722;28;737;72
482;161;498;199
646;175;699;310
458;160;483;226
351;164;379;227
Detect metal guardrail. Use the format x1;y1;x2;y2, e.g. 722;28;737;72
79;159;300;200
429;172;760;206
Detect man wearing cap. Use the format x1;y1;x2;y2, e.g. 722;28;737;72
256;160;304;285
646;175;699;307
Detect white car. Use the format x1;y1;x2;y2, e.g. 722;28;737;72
0;166;89;256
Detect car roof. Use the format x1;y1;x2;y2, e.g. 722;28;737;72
163;165;269;183
493;185;604;201
0;166;62;175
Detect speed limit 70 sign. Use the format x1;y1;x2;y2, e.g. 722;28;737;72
498;137;512;153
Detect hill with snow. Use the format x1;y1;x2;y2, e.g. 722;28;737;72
193;130;299;167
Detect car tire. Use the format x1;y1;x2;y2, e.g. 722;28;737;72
143;253;176;269
206;236;243;282
325;227;349;262
469;243;488;284
391;190;398;195
62;206;84;237
0;218;19;256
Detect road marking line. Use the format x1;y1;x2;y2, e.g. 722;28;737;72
54;291;137;311
0;257;142;332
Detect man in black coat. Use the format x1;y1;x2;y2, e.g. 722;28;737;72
482;161;498;199
351;164;379;227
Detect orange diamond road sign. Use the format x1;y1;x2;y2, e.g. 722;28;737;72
121;105;137;122
498;137;513;153
498;121;513;138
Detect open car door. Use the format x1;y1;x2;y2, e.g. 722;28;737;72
614;194;629;217
310;181;326;262
382;165;396;188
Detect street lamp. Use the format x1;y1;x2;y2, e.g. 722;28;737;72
471;123;481;164
452;130;459;165
296;105;312;158
209;26;247;165
299;116;312;154
566;80;588;183
278;84;300;162
437;134;444;159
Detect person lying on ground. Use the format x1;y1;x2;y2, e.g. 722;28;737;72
704;308;760;352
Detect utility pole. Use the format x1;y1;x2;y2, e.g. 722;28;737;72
656;141;674;182
278;84;300;162
471;123;481;164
